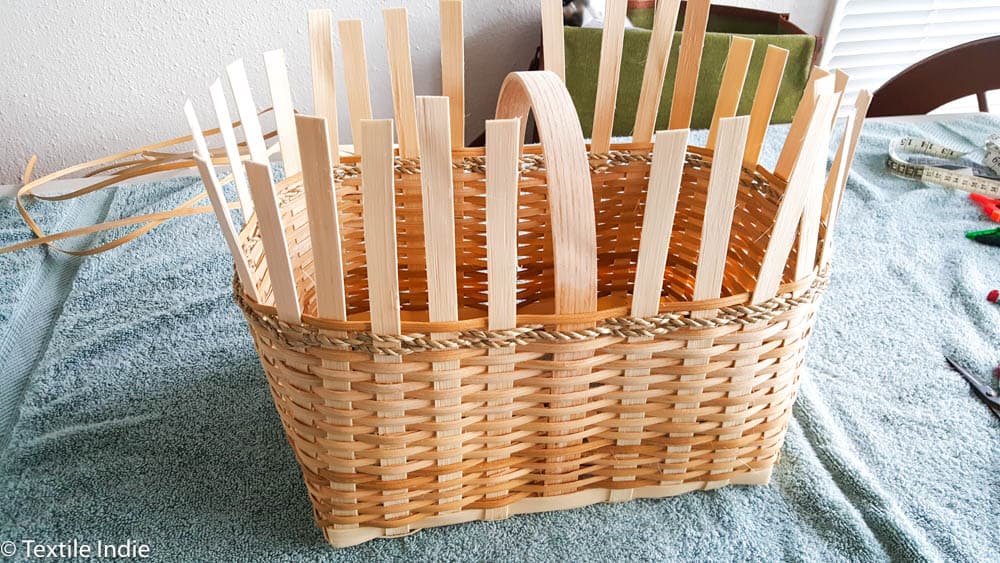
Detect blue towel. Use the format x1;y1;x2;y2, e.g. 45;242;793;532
1;116;998;562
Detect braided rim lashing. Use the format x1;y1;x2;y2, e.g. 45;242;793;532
234;269;829;356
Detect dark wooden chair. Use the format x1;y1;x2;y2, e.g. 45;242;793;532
868;36;1000;117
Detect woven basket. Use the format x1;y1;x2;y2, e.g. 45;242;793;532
178;0;867;549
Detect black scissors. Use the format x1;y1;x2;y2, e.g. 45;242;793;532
946;356;1000;419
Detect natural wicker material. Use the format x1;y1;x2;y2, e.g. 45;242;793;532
165;0;869;549
235;148;826;547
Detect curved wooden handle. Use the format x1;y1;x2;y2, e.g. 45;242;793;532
495;71;597;318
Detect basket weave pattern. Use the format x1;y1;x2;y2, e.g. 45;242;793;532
236;150;825;545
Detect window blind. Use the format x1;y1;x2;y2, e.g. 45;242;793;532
820;0;1000;113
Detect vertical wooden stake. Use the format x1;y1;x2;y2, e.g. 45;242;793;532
415;97;459;328
795;102;837;280
614;128;688;500
296;114;347;320
742;45;789;168
226;60;269;165
819;90;870;268
706;36;754;150
482;116;520;521
338;19;374;155
440;0;465;148
245;161;302;323
752;92;839;304
184;101;260;302
384;8;420;158
666;115;748;485
308;9;340;164
631;129;689;318
632;0;682;144
485;118;520;331
541;0;566;83
667;0;710;130
263;49;302;176
415;96;462;513
359;118;407;534
590;0;628;154
774;67;831;180
208;80;254;218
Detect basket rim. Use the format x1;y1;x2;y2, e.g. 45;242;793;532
233;268;828;355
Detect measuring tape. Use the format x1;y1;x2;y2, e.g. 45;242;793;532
887;136;1000;198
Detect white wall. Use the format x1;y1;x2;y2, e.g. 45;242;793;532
0;0;831;184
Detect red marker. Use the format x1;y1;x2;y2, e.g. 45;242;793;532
971;193;1000;222
989;289;999;304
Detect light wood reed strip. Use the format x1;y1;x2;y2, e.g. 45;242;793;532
632;0;681;143
208;80;254;217
245;161;301;322
819;90;870;268
774;67;830;179
384;8;420;158
693;116;750;311
184;102;259;301
631;129;688;317
795;105;836;280
308;10;340;165
610;127;687;501
743;45;788;168
297;115;347;320
360;119;402;334
416;97;460;328
193;155;259;303
338;19;373;155
226;60;269;164
417;95;463;512
541;0;566;83
590;0;628;154
667;0;710;129
668;115;749;482
483;117;520;519
360;118;408;534
440;0;465;148
264;50;302;176
753;92;839;304
485;118;520;331
706;36;754;150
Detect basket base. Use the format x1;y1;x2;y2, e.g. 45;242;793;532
322;468;773;548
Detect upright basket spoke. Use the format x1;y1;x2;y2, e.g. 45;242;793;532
774;67;831;179
753;91;839;304
630;129;688;317
668;115;749;484
819;90;871;268
308;9;340;164
384;8;420;158
184;101;260;302
297;114;347;320
590;0;628;154
541;0;566;83
245;161;302;323
668;0;710;130
338;19;374;155
706;36;755;150
209;79;254;217
440;0;465;148
742;45;789;168
264;49;302;176
632;0;682;144
482;116;520;520
226;60;269;165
